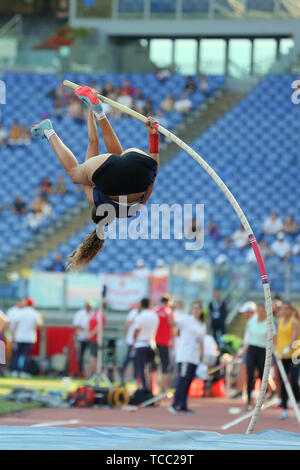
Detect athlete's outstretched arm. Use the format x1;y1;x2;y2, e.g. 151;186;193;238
146;116;159;168
141;117;159;206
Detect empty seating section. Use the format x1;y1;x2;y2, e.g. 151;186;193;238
0;71;224;266
33;74;300;276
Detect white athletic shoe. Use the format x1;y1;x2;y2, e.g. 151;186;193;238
168;406;181;415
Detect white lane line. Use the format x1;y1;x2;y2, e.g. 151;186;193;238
222;398;279;430
31;419;80;427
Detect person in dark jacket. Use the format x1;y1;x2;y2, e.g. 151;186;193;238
208;290;228;341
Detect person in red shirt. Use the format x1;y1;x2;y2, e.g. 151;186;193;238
85;304;106;377
155;294;175;393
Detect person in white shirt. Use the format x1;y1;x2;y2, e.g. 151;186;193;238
174;93;192;114
169;300;206;415
132;298;159;390
246;239;272;263
226;224;249;249
270;232;291;260
263;212;283;235
232;301;257;399
132;259;151;278
6;298;27;374
73;300;94;376
10;298;42;377
292;235;300;257
120;301;143;383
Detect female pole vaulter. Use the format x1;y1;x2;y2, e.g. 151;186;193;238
31;85;159;269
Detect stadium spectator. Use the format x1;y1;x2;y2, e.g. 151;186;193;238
31;194;54;222
85;305;106;378
8;298;42;378
23;207;45;233
292;235;300;257
133;90;146;114
208;221;221;242
155;68;171;82
73;300;95;377
270;232;291;260
152;109;168;129
161;94;175;113
262;212;283;235
0;122;8;146
8;120;22;145
132;259;151;278
19;125;31;145
12;195;27;216
102;80;115;97
208;290;228;341
225;224;249;249
232;301;257;399
133;298;159;390
246;239;272;263
36;176;53;196
117;89;133;109
151;258;169;278
120;78;137;98
154;295;175;393
67;96;85;123
199;75;210;98
169;299;206;414
143;99;154;117
47;252;65;272
56;0;69;25
120;301;142;383
54;174;67;195
183;76;197;94
275;302;300;419
174;93;192;114
52;96;65;119
282;214;298;236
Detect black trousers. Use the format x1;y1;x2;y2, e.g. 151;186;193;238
121;344;137;379
172;362;197;410
246;345;266;403
135;346;155;389
279;358;300;410
211;320;226;341
10;342;32;373
77;340;89;374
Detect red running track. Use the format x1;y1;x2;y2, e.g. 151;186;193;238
1;397;300;434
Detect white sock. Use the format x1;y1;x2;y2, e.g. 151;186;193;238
93;110;106;121
44;128;56;140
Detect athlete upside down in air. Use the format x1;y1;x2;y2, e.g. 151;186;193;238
31;86;159;269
